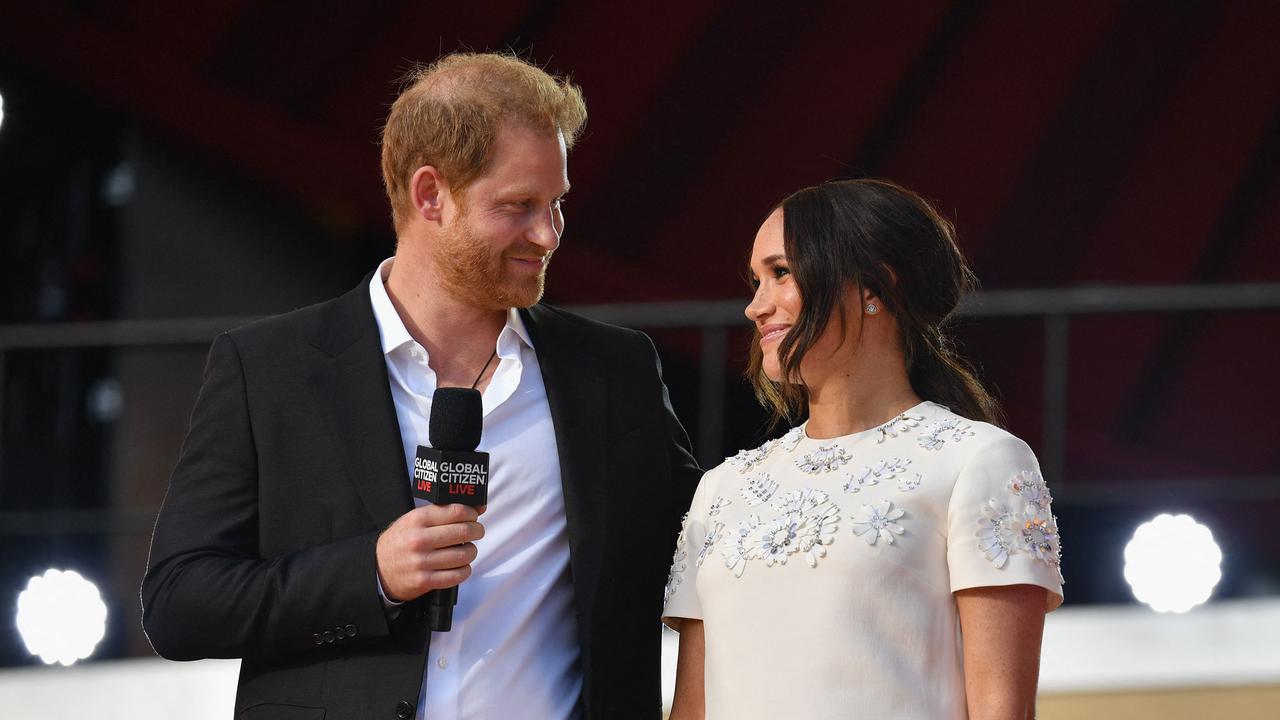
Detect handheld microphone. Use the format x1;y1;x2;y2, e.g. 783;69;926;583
413;387;489;632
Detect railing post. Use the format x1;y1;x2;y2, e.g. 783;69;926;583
697;326;728;468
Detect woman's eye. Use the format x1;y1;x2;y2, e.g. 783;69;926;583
773;266;790;279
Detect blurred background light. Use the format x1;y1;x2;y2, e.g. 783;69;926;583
1124;513;1223;613
0;89;6;132
15;569;108;666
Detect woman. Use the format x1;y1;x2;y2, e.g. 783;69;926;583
663;179;1063;720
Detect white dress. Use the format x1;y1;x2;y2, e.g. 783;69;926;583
662;401;1064;720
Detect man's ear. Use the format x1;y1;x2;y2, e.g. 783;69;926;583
410;165;448;222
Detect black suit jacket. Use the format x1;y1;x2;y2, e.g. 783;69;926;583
142;279;701;719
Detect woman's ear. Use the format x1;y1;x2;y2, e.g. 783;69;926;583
861;286;884;316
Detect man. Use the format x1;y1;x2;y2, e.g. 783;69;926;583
142;53;701;719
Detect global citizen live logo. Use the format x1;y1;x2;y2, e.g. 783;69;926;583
413;447;489;505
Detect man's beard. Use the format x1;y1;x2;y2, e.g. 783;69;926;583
433;215;551;310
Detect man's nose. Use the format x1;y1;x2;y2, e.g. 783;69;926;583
528;206;561;253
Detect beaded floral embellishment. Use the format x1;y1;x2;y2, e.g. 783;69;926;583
721;488;840;576
918;418;974;451
843;457;912;493
851;500;906;545
976;470;1062;576
876;412;925;443
696;521;725;567
796;445;852;474
739;473;779;507
707;496;732;516
780;426;806;452
726;441;777;474
663;514;690;604
725;427;805;473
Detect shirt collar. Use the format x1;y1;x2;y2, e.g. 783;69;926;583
369;257;536;360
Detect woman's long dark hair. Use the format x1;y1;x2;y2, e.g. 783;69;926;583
748;178;1002;427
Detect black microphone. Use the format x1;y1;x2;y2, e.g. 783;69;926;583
413;387;489;632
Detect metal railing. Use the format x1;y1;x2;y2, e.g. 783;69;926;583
2;282;1278;536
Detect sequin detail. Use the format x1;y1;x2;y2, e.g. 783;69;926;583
851;500;906;545
663;514;690;604
696;522;725;567
843;458;912;493
876;413;925;443
780;426;806;451
707;496;732;516
725;427;803;473
796;445;851;474
721;489;840;575
740;473;779;507
918;418;974;451
976;470;1062;576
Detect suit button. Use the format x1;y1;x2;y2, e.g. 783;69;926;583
345;624;358;638
323;631;335;643
395;700;414;719
312;633;323;645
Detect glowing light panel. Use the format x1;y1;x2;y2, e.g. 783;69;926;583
1123;513;1222;613
15;569;108;666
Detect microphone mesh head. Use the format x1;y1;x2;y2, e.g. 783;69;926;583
429;387;483;451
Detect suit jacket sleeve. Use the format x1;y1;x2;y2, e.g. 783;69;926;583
141;333;392;660
638;331;702;545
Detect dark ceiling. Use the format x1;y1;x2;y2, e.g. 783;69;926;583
2;1;1278;478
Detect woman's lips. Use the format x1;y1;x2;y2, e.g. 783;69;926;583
759;325;790;345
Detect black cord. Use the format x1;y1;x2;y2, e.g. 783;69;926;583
470;348;498;389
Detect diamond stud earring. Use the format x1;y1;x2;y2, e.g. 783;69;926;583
865;303;878;315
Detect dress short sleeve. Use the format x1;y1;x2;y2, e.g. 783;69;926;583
662;476;716;630
946;434;1064;611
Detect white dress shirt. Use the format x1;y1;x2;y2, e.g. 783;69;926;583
369;258;583;720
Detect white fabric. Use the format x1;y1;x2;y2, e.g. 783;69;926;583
663;401;1063;720
369;258;582;720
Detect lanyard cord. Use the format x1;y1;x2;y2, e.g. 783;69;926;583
470;348;499;390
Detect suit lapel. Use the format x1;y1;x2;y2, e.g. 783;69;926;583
310;279;413;530
522;305;608;627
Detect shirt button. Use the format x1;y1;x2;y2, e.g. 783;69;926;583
437;656;448;670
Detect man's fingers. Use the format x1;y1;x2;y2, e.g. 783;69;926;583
420;521;484;549
422;542;478;571
428;564;472;589
405;503;480;526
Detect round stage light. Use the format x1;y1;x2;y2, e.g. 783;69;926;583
1123;513;1222;613
15;569;108;666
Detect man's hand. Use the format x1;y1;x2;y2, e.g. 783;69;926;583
375;504;486;603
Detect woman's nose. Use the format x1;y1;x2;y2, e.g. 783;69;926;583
745;285;771;323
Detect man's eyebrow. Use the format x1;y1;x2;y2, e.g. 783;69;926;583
495;184;571;198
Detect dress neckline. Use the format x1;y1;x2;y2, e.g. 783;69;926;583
797;400;940;445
